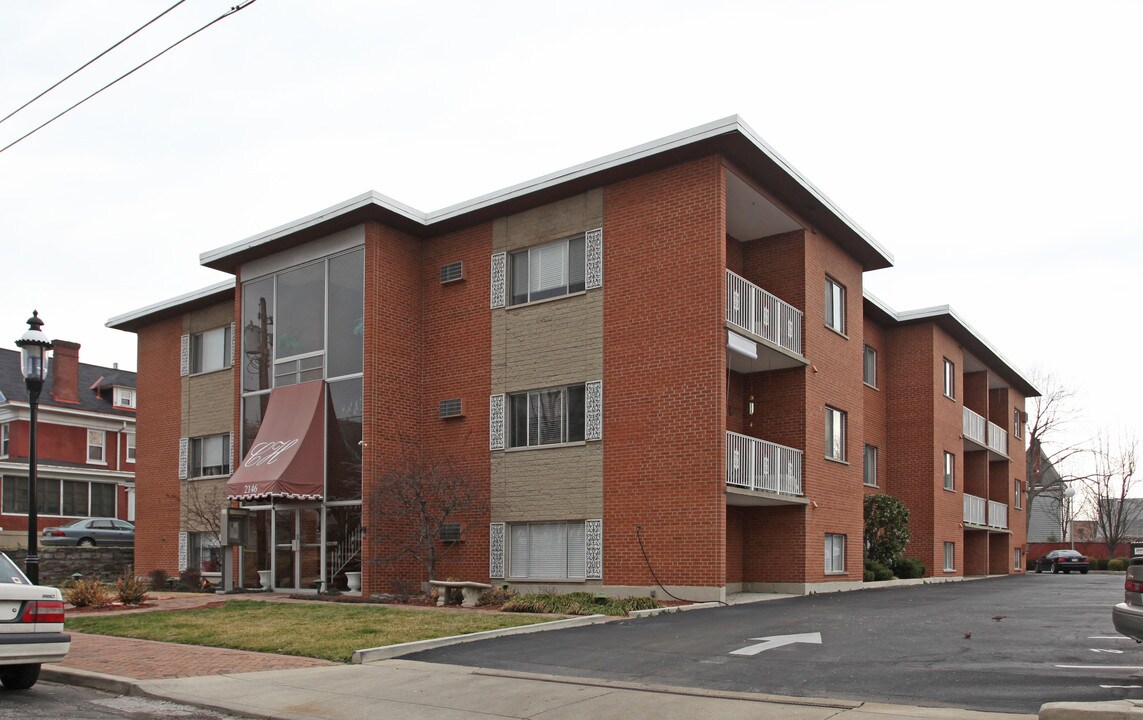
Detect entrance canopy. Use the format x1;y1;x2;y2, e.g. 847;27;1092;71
226;381;325;502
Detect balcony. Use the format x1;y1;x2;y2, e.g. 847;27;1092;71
963;408;1009;460
726;431;803;504
964;493;1009;530
725;270;805;373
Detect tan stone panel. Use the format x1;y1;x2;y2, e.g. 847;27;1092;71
491;443;602;520
186;370;235;437
492;292;602;391
492;189;603;252
187;302;234;335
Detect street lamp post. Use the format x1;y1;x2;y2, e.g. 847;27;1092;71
15;311;52;585
1063;485;1077;552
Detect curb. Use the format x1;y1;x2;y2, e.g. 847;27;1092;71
352;613;610;663
628;601;721;617
41;665;137;696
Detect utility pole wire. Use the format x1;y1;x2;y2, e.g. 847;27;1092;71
0;0;258;156
0;0;190;127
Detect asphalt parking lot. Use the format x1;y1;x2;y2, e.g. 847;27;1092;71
409;573;1142;713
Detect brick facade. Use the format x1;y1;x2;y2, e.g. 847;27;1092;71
111;118;1036;598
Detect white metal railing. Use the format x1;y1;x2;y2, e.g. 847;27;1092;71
726;270;803;356
988;500;1008;530
963;408;986;445
987;421;1008;456
329;525;363;578
726;431;803;496
964;493;986;525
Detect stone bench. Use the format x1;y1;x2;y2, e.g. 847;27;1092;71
428;580;492;608
200;571;222;589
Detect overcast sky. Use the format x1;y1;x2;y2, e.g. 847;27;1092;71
1;1;1137;473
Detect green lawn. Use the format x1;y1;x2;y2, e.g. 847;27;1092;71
65;601;553;662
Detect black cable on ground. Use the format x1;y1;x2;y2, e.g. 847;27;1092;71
636;525;729;607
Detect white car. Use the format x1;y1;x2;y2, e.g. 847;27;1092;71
0;553;69;689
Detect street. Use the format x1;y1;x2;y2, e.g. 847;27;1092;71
408;573;1139;713
0;681;242;720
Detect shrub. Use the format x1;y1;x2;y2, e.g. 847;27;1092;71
864;494;911;568
892;557;926;579
864;558;894;581
177;568;203;592
64;577;110;608
1109;558;1128;572
148;569;169;591
864;569;875;582
116;568;150;605
479;584;518;606
501;592;660;616
1095;558;1110;571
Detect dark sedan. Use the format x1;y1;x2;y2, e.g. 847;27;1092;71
41;518;134;547
1035;549;1089;574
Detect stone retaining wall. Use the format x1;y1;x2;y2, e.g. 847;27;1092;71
4;547;135;587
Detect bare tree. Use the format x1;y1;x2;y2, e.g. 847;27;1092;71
175;481;225;541
1026;371;1094;508
1083;433;1141;555
366;438;486;585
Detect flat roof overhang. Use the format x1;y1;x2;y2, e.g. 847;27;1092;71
200;116;894;274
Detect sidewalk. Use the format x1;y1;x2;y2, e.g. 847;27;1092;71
40;591;1107;720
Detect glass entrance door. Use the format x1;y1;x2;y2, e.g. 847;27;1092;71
272;507;323;590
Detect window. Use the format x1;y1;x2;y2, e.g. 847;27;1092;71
1013;408;1023;439
863;345;877;387
113;387;136;409
0;423;7;458
1;477;115;516
825;534;846;574
943;451;955;490
190;434;231;478
1014;548;1022;571
825;406;847;461
510;235;586;305
943;358;955;398
191;326;232;374
825;277;846;334
188;531;221;573
87;430;106;463
509;384;585;448
944;542;955;571
508;521;586;579
863;445;878;486
1014;480;1023;509
126;433;136;463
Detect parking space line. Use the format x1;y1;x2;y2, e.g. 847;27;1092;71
1056;665;1143;670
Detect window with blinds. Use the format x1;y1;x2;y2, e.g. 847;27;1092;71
508;384;585;448
509;235;586;305
508;521;586;579
190;434;231;478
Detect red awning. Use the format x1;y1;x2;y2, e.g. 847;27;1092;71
226;381;326;501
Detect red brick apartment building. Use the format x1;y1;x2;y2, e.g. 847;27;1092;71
108;117;1035;599
0;343;136;547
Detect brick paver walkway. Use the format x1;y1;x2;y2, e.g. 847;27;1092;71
59;592;338;679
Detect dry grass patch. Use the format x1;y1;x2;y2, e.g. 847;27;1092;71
65;600;552;662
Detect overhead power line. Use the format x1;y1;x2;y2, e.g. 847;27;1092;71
0;0;190;128
0;0;259;156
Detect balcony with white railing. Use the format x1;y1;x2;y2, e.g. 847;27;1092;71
988;500;1009;530
987;421;1008;457
726;431;803;499
726;270;803;359
964;493;986;526
963;408;986;446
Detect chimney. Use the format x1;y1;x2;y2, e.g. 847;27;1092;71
50;341;81;404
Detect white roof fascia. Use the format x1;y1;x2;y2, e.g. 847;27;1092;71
197;116;893;269
107;278;236;329
894;303;1037;395
199;191;425;268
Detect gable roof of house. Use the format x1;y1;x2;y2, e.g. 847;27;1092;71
0;348;136;417
864;291;1039;398
198;116;894;275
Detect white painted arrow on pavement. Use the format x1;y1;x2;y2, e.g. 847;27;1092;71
731;632;822;656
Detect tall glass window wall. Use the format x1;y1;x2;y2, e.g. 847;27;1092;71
240;247;364;501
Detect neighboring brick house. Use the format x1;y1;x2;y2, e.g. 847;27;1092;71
0;343;136;549
109;116;1036;599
